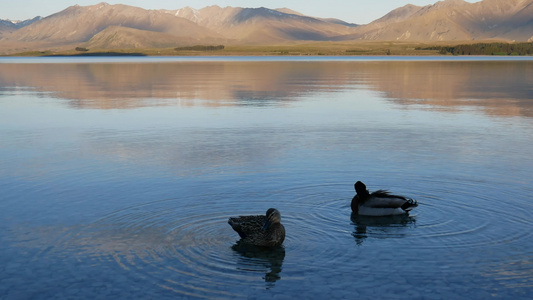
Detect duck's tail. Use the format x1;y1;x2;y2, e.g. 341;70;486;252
228;217;247;239
401;199;418;211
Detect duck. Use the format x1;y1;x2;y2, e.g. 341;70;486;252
351;181;418;216
228;208;286;247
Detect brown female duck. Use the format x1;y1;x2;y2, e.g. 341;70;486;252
228;208;285;247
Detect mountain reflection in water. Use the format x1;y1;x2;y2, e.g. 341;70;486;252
0;59;531;117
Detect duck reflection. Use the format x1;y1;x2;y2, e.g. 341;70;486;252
231;240;285;285
351;213;416;246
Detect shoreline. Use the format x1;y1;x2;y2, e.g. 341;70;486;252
2;41;532;57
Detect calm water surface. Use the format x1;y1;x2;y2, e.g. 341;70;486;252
1;57;532;299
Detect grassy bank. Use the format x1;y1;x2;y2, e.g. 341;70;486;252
4;41;532;57
2;42;439;57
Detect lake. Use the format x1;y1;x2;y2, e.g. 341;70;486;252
1;56;532;299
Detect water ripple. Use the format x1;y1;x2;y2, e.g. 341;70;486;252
27;178;533;298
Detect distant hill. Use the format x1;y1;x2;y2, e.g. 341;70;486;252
0;16;41;36
170;5;356;43
338;0;533;42
0;20;18;35
5;3;220;44
85;26;209;49
0;0;532;54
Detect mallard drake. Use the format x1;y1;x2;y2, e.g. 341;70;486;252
351;181;418;216
228;208;286;247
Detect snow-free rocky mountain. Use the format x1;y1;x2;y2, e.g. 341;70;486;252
0;0;531;53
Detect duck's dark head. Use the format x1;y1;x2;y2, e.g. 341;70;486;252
263;208;281;230
354;181;369;198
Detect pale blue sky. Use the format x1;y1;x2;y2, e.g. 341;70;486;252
1;0;479;24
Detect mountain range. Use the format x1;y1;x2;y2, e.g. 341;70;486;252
0;0;532;54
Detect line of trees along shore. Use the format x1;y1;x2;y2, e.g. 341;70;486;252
175;45;225;51
418;42;533;55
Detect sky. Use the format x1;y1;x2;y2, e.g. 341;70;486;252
1;0;479;24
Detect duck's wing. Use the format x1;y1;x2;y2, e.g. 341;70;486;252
228;215;266;239
252;223;286;247
366;190;411;209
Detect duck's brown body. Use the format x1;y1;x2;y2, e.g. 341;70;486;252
228;208;285;247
